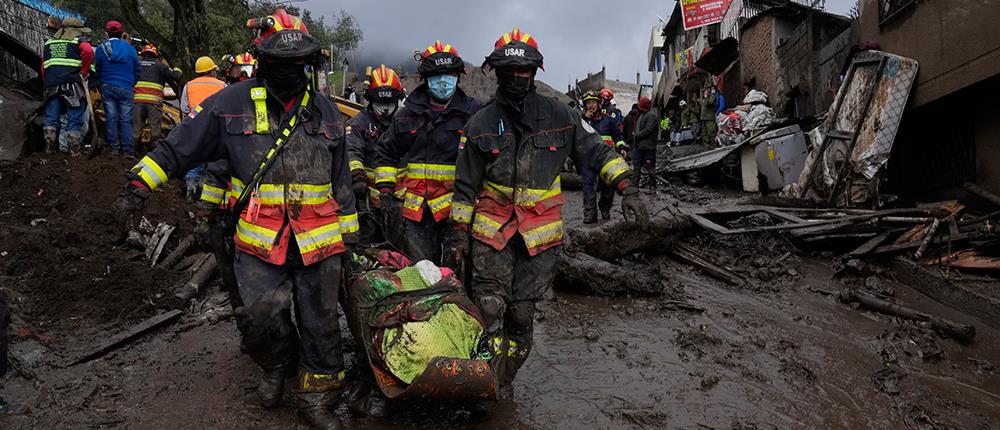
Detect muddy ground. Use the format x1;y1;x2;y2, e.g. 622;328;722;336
1;154;999;429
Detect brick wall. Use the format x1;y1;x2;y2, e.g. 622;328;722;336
0;0;52;85
738;16;777;104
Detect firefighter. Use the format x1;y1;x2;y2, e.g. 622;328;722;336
373;41;481;268
112;9;356;429
132;44;181;152
225;51;258;84
449;28;648;396
347;65;405;246
40;17;94;155
580;90;627;223
599;87;623;123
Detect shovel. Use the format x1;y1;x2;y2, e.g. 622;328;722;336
81;74;102;159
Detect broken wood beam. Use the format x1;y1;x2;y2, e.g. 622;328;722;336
565;216;692;261
914;218;941;260
66;310;184;366
555;252;664;296
964;182;1000;208
838;289;975;343
848;233;891;257
174;255;218;302
158;234;195;269
667;244;744;285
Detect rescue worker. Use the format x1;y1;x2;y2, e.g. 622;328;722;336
40;17;94;155
196;159;241;311
112;9;356;428
180;56;226;117
374;41;481;267
94;20;140;156
632;97;661;193
133;44;181;152
449;28;649;396
580;90;627;223
599;87;623;123
699;86;718;146
347;65;405;243
225;51;257;84
179;56;227;201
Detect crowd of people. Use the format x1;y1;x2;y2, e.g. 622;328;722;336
39;9;651;429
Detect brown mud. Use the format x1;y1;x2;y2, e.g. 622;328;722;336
2;168;999;429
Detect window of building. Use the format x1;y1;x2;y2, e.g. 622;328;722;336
879;0;917;25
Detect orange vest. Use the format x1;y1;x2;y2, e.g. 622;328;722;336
185;76;226;111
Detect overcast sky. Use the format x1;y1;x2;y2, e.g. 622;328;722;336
302;0;857;91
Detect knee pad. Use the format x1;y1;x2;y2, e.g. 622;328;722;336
506;301;535;336
476;294;506;333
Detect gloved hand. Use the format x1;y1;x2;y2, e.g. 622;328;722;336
620;182;649;228
378;189;404;244
112;182;150;233
442;224;470;272
185;178;200;203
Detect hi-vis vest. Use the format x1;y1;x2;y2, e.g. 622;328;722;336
184;76;226;112
43;38;92;87
130;83;357;266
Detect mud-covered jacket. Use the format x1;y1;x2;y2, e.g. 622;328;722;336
452;92;631;256
374;85;481;223
346;109;391;184
134;57;181;105
584;111;625;150
128;79;357;266
699;94;718;121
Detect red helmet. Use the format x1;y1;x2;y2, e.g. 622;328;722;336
247;8;309;45
233;51;256;66
367;64;405;102
418;41;464;77
140;44;159;57
599;88;614;101
485;27;544;71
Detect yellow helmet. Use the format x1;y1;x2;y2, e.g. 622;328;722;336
194;56;218;74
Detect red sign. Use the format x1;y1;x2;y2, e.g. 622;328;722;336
681;0;732;31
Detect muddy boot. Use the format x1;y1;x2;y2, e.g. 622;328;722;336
43;127;58;153
346;378;388;417
295;370;346;429
65;131;83;157
258;366;290;408
598;195;613;221
583;200;598;224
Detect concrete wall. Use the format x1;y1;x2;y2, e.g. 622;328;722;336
859;0;1000;107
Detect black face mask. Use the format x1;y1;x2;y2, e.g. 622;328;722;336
259;61;308;101
497;73;534;105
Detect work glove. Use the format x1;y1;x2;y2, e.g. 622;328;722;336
378;190;404;244
620;181;649;229
442;224;470;273
185;178;200;203
351;170;369;206
112;182;150;233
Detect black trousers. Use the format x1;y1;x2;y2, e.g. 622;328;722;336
233;249;344;376
471;235;559;385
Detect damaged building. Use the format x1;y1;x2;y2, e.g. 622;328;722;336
857;0;1000;198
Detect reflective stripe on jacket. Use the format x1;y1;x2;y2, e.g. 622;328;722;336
373;85;480;222
128;79;356;266
452;92;630;256
42;38;93;87
134;58;180;105
346;109;390;184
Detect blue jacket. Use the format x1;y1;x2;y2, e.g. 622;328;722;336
94;38;139;90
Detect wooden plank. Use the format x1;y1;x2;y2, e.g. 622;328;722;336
66;310;183;366
668;245;744;286
848;233;891;257
964;182;1000;208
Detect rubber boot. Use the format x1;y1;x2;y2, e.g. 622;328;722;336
258;365;291;408
346;377;389;417
583;200;598;224
65;131;83;157
295;370;346;429
43;127;58;153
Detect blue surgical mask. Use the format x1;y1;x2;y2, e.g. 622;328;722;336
427;74;458;101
